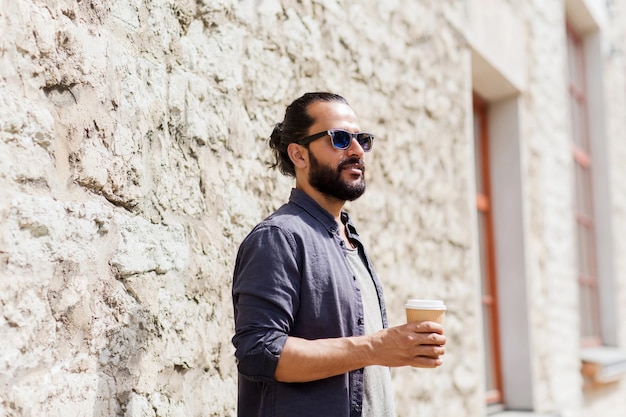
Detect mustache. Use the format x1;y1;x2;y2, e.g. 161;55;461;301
338;157;365;172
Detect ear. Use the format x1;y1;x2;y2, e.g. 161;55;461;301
287;143;308;170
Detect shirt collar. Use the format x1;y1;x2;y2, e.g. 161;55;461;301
288;188;362;241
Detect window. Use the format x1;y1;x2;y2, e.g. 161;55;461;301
566;13;626;388
473;94;504;405
566;23;602;347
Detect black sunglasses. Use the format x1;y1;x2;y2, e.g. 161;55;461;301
297;129;374;152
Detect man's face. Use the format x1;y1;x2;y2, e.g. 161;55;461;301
304;101;367;201
308;148;366;201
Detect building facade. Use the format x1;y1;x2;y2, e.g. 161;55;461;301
1;0;625;416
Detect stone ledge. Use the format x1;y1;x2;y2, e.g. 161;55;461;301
581;346;626;384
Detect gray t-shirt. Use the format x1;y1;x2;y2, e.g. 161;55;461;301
346;247;396;417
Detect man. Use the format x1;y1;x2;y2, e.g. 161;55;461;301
232;92;445;417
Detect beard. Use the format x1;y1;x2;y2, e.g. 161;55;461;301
308;151;366;202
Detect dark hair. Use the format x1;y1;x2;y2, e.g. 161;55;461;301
269;92;348;177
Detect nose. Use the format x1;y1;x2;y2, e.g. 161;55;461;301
347;137;365;157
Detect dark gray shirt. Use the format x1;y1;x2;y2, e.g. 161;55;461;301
232;188;388;417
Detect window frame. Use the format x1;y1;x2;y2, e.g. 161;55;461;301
566;22;603;348
473;93;504;405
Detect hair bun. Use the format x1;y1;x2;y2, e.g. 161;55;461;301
269;122;284;149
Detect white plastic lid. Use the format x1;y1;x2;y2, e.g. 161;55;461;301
405;299;446;310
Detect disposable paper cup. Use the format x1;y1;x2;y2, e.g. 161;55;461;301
405;299;446;324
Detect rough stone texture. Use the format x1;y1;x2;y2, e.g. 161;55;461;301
0;1;476;416
1;1;625;417
521;2;583;416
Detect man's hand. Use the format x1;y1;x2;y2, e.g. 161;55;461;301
274;321;445;382
368;321;446;368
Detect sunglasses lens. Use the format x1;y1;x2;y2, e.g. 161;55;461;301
357;134;373;152
330;131;352;149
328;130;374;152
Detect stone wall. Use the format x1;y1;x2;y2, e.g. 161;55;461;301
0;1;480;416
521;1;583;415
519;1;626;416
2;1;626;417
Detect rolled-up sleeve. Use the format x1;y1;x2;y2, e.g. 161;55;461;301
232;223;301;382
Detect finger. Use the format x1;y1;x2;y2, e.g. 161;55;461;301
414;344;445;358
412;332;446;346
407;321;444;334
411;355;444;368
422;321;445;333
